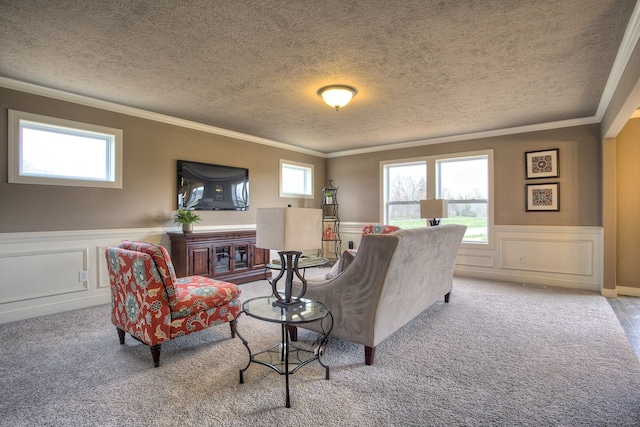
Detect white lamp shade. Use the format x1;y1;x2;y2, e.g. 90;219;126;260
256;207;323;251
420;199;449;219
318;85;357;110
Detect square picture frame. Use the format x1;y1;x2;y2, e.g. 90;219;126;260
526;183;559;211
525;149;559;179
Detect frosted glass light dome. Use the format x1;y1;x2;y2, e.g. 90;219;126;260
317;85;357;111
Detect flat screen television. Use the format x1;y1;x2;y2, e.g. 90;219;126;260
177;160;249;211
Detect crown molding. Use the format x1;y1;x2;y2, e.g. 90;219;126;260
595;0;640;120
330;5;640;159
5;3;640;160
0;44;627;162
325;116;600;158
0;76;609;159
0;76;327;158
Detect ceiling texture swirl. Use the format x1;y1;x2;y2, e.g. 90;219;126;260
1;0;638;154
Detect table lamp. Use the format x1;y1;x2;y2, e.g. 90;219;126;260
256;207;322;309
420;199;449;226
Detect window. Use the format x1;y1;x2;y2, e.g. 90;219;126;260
280;159;314;198
8;110;123;188
382;161;426;228
436;155;489;243
382;150;492;244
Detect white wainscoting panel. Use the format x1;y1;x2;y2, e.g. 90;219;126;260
345;223;603;293
456;252;495;269
0;247;89;304
501;239;593;276
96;246;111;289
338;222;366;252
0;225;256;324
0;228;173;324
0;224;603;323
456;225;603;292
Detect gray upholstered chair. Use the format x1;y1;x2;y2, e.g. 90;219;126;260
292;225;466;365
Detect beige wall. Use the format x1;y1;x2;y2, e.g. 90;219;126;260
602;138;617;291
327;125;602;226
614;118;640;288
1;87;602;233
0;88;326;233
0;86;611;322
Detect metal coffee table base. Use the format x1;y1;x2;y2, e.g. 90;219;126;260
236;297;332;408
238;324;329;408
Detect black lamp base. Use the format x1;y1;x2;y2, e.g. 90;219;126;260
270;251;308;311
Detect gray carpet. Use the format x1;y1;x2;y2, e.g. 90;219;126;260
1;276;639;426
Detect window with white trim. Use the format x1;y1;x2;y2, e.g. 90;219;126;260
382;150;492;244
382;161;427;228
8;110;123;188
435;155;489;243
280;159;314;198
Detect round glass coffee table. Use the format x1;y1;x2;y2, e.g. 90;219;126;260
237;296;333;408
266;256;329;279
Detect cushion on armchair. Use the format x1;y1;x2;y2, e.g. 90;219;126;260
172;276;241;319
325;250;356;279
362;224;401;235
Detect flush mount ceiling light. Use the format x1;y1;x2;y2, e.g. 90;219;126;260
317;85;357;111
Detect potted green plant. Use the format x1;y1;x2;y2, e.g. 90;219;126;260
174;208;201;233
325;190;334;204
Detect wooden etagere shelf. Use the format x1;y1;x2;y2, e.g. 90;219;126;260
321;180;341;261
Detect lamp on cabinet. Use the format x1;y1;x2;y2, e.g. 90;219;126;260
256;207;323;309
420;199;449;226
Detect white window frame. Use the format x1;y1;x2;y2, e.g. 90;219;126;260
8;110;123;188
279;159;314;198
381;149;494;247
381;160;427;227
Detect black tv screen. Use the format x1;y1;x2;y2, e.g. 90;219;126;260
177;160;249;211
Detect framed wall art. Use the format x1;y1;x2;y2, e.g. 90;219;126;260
525;149;559;179
526;183;559;211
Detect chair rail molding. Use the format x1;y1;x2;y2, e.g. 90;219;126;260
0;225;256;324
0;224;603;323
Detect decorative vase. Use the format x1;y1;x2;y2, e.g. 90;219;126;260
182;223;193;233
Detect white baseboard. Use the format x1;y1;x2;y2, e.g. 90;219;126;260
0;294;110;324
0;223;604;323
617;286;640;297
453;267;601;293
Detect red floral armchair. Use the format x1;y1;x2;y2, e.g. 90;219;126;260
106;240;241;367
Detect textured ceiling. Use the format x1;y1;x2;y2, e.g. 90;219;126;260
0;1;637;154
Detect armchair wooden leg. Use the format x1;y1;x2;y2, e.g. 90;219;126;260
229;320;237;338
150;344;161;368
444;291;451;303
365;346;375;365
117;327;125;345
